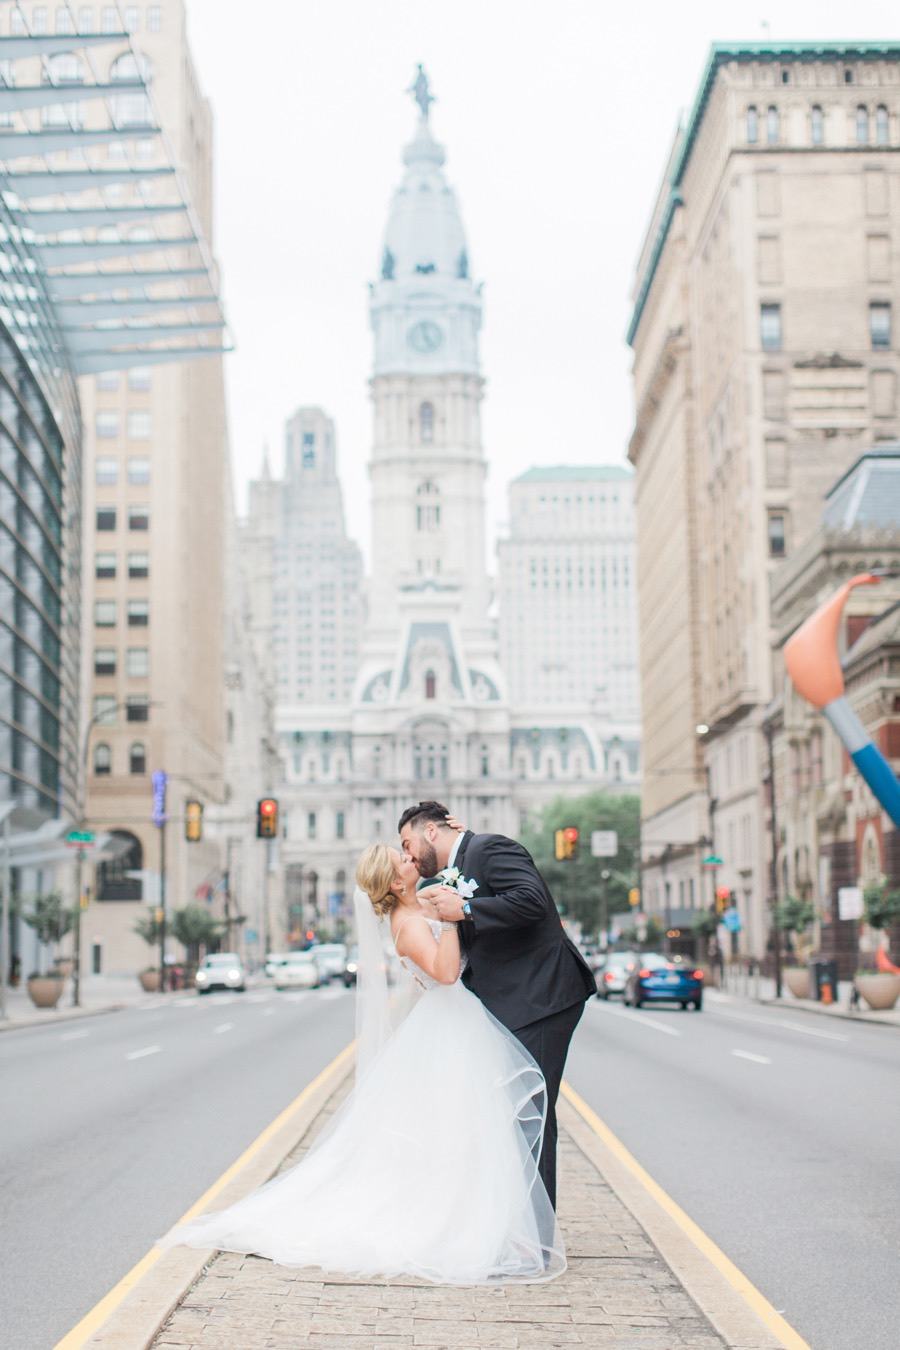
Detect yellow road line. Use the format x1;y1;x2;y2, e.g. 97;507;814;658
561;1081;810;1350
54;1040;355;1350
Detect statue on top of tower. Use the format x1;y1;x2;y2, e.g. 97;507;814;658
408;63;435;121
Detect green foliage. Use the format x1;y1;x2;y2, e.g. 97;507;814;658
171;904;224;957
863;885;900;931
774;894;815;934
691;910;718;939
520;791;640;938
133;911;165;946
21;892;74;974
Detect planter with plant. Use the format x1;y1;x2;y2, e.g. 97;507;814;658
172;904;225;986
133;911;165;991
774;895;815;998
855;886;900;1010
23;892;75;1009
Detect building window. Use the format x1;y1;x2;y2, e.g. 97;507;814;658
870;302;892;349
97;370;118;390
856;105;870;145
419;401;434;443
55;7;74;34
95;551;116;579
126;647;149;677
148;5;162;31
94;599;116;627
78;7;93;33
128;365;152;390
746;105;758;144
760;303;782;351
336;810;345;840
416;480;441;531
94;646;116;676
308;811;316;840
32;7;48;34
101;6;117;33
128;504;149;531
96;410;118;438
480;745;490;778
766;106;779;144
876;105;889;146
95;456;118;485
128;551;149;578
127;599;149;627
124;5;139;30
811;105;824;145
93;695;117;724
129;741;146;774
127;410;151;439
127;456;150;484
97;830;143;900
126;694;149;722
425;669;436;700
93;742;111;775
768;511;787;558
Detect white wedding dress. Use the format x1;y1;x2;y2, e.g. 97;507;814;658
159;917;565;1284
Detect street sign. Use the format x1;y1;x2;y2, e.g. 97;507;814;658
838;886;863;921
722;906;742;933
244;928;258;944
67;829;94;844
591;830;618;857
702;854;723;868
151;770;168;827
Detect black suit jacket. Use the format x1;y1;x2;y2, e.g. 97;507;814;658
451;831;595;1032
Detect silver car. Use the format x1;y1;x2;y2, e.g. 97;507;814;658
311;943;347;983
274;951;320;991
596;951;638;999
195;953;246;994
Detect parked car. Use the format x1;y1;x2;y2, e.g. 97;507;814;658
274;952;320;991
580;944;604;974
595;951;638;999
623;953;704;1010
343;946;359;987
195;953;246;994
264;952;290;979
312;943;348;983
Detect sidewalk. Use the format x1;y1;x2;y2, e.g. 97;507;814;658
717;970;900;1027
0;972;190;1031
84;1057;795;1350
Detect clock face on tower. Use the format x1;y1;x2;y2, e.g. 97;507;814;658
407;320;444;354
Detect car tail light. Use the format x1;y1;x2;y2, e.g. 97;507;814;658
639;968;652;979
604;972;615;982
693;969;704;980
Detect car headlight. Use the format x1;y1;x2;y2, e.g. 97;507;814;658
347;962;357;973
227;969;240;979
196;971;208;982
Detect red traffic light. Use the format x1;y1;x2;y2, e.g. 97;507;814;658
563;827;579;843
260;799;276;816
257;797;279;839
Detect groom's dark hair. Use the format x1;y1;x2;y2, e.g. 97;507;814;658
397;800;451;833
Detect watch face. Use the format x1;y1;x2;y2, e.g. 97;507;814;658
407;320;444;354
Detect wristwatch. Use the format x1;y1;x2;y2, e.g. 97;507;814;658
461;899;473;922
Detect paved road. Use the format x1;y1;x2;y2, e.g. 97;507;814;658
567;988;900;1350
0;982;355;1350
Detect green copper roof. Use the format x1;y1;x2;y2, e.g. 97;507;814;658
627;40;900;347
514;465;632;483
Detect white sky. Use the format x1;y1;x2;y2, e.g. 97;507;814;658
184;0;897;559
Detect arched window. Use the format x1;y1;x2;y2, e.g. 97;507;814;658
415;480;441;532
109;51;153;127
876;104;889;145
766;106;779;144
811;104;824;145
419;401;434;444
746;105;758;144
856;104;869;145
424;669;436;700
94;742;111;776
129;741;146;775
97;830;143;900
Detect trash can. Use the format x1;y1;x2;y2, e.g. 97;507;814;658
809;958;839;1002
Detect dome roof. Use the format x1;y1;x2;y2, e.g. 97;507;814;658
379;115;470;284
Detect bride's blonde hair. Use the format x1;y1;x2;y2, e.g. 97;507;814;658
356;844;400;918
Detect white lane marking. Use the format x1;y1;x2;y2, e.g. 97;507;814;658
61;1029;89;1042
281;991;312;1003
731;1049;772;1065
710;1007;849;1043
246;992;271;1004
125;1044;161;1061
261;1007;276;1016
213;1022;233;1035
593;1002;682;1037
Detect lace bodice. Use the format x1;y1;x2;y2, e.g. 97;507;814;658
394;916;466;991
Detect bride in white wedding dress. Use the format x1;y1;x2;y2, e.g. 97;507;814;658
158;845;565;1284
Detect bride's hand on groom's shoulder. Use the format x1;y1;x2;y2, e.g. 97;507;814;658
445;814;466;832
417;885;461;921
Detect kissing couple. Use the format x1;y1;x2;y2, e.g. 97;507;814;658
160;802;595;1284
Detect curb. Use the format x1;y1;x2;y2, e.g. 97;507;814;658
558;1090;808;1350
0;990;194;1034
757;996;899;1027
57;1043;356;1350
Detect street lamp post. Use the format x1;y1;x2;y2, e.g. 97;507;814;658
763;714;784;1000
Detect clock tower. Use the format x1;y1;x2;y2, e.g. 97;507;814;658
367;73;488;633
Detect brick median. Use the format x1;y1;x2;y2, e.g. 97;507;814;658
152;1080;727;1350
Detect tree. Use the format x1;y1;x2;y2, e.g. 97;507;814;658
863;885;900;932
774;893;816;961
22;891;74;976
520;791;640;938
133;911;165;947
171;904;224;967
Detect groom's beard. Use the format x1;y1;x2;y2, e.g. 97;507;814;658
416;841;439;879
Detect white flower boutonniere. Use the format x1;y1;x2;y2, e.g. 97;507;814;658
440;867;478;900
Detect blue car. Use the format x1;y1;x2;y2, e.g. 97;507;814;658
623;953;704;1010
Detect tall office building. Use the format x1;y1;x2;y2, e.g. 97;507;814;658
628;42;900;952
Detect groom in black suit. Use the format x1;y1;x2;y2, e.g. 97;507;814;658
398;800;595;1210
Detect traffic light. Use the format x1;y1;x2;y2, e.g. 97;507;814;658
185;799;203;843
554;826;579;861
257;797;279;839
715;885;732;916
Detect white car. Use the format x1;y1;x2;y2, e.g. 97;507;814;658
274;952;320;990
195;953;246;994
264;952;291;979
311;943;347;983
